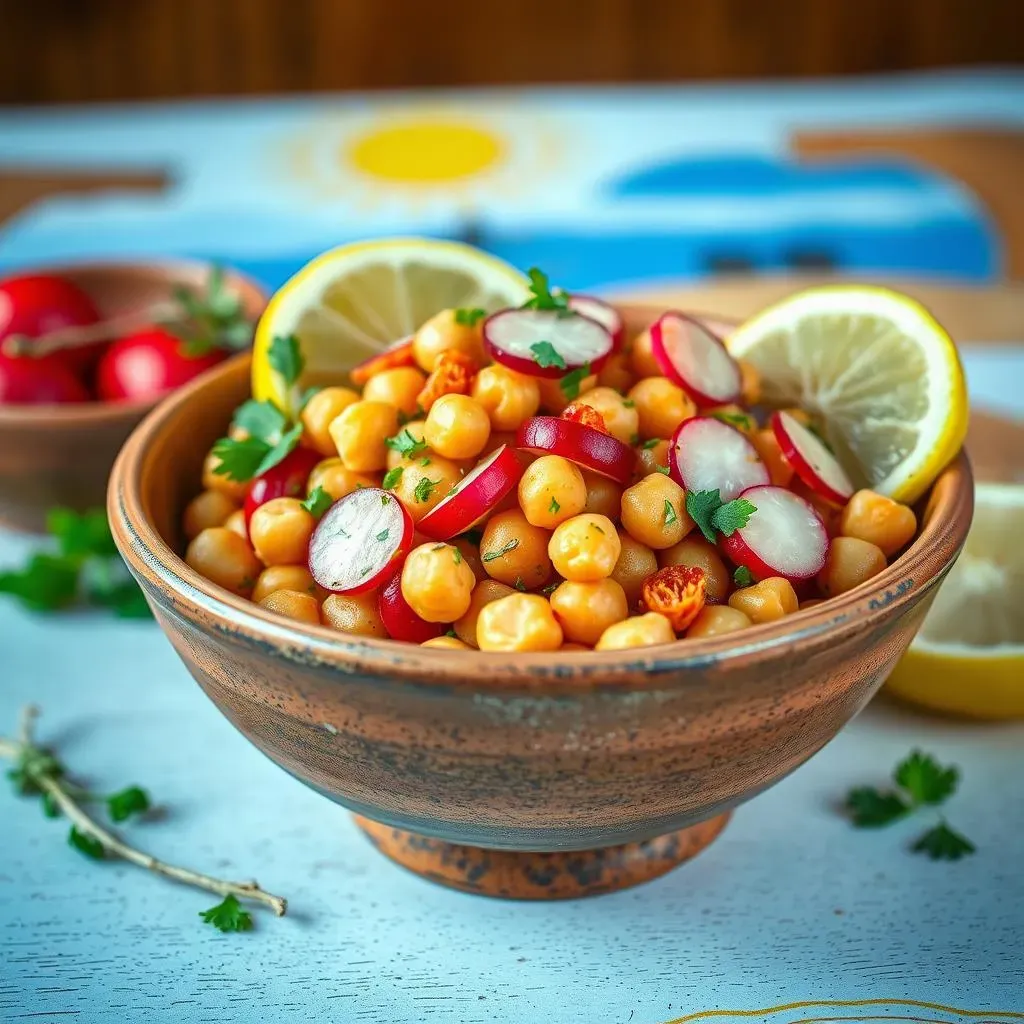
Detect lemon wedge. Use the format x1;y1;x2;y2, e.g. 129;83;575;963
726;286;968;504
886;483;1024;719
253;238;530;408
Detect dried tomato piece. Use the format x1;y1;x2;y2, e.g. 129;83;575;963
561;401;608;435
416;350;478;412
350;338;416;386
641;564;706;632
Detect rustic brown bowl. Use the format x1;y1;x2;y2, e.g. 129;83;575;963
108;305;974;897
0;260;267;533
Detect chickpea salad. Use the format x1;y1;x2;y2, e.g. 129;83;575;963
182;270;926;654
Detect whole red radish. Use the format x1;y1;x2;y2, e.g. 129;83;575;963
0;352;90;405
244;446;323;525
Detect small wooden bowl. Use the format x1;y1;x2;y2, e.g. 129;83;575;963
0;260;268;533
108;305;974;898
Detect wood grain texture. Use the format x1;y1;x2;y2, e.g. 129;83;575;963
2;0;1023;103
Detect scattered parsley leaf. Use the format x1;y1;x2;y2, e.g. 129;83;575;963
663;500;678;527
444;627;458;638
107;785;151;823
845;787;910;828
894;750;959;806
255;423;304;478
710;409;756;432
301;486;333;519
210;436;272;483
711;497;756;537
732;565;755;588
199;894;253;933
375;528;390;543
540;581;558;595
382;466;404;489
46;508;118;559
548;497;561;515
420;457;431;467
268;334;304;390
68;826;105;860
911;822;976;861
231;399;288;444
380;493;390;505
359;566;372;578
654;465;670;475
483;539;519;562
642;438;660;449
629;433;640;446
514;577;527;592
452;547;462;565
0;554;80;612
685;489;756;542
454;307;487;327
622;398;635;408
297;386;322;413
41;792;60;818
522;268;570;312
559;364;591;401
413;477;439;503
530;341;567;371
385;428;428;458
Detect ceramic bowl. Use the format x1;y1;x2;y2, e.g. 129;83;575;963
107;305;973;891
0;260;267;533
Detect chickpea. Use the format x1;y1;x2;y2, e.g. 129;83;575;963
635;439;670;479
401;542;476;622
581;470;623;520
595;612;674;651
362;366;427;417
548;513;621;582
818;537;887;597
472;364;540;431
596;351;635;394
301;386;360;455
202;449;247;503
479;509;552;589
627;376;696;441
322;591;387;637
389;454;463;523
738;359;761;405
183;489;238;540
252;564;319;604
750;428;795;488
536;373;596;414
423;394;491;460
185;527;262;597
628;329;662;379
550;578;628;646
659;536;730;603
329;400;399;472
223;509;248;541
577;386;639;445
839;490;917;557
620;473;692;549
610;531;659;608
686;605;752;638
308;458;379;502
452;537;485;582
249;497;315;566
518;455;587;529
259;589;321;625
421;635;472;650
413;308;486;372
728;577;798;623
454;579;516;647
476;594;563;652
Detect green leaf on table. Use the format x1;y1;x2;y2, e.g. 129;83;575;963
911;822;975;860
107;785;151;822
46;508;118;560
845;787;910;828
68;826;105;860
199;894;253;933
0;554;80;612
894;750;959;806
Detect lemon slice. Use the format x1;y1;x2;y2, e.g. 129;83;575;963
253;238;530;407
726;286;968;504
886;483;1024;719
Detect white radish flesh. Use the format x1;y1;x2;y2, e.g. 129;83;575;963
670;416;769;500
483;308;613;378
650;311;741;405
568;295;624;349
771;411;854;505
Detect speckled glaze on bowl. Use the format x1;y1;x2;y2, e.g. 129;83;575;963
0;260;267;532
108;305;974;897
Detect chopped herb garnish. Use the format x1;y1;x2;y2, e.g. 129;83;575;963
482;539;519;562
685;489;756;543
521;267;571;313
514;577;527;592
381;493;390;506
622;398;635;408
413;477;439;503
548;497;561;515
530;341;567;371
385;428;428;458
642;438;660;450
268;334;304;390
420;457;431;467
732;565;755;588
231;399;287;444
382;466;404;489
359;566;372;578
375;528;390;543
629;432;640;446
454;307;487;327
452;547;462;565
559;364;591;401
199;894;253;934
654;465;670;475
211;422;303;483
710;409;756;432
301;486;333;519
663;500;678;527
912;822;976;861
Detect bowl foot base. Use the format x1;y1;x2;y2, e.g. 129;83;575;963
352;812;731;899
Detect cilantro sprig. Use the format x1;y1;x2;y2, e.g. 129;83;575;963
168;264;254;358
454;307;487;327
385;428;428;459
521;267;571;313
301;486;333;520
685;489;757;543
844;750;975;860
559;363;591;401
530;341;566;371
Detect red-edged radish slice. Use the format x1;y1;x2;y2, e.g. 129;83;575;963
244;446;322;526
669;416;769;501
349;335;415;386
771;411;854;505
483;308;613;378
517;415;635;485
308;487;413;594
568;295;624;350
650;311;741;406
417;445;524;541
721;484;829;582
378;565;443;643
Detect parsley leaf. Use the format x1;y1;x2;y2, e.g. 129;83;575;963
385;428;428;458
68;826;105;860
530;341;567;371
107;785;151;823
642;438;660;449
845;787;910;828
559;364;591;401
911;822;976;861
231;399;288;444
711;497;756;537
522;268;570;312
413;477;439;503
46;508;118;559
0;554;80;612
894;750;959;806
654;465;670;475
211;423;303;484
710;409;756;432
514;577;527;591
452;546;462;564
268;335;304;390
454;307;487;327
548;497;561;515
382;466;404;489
199;894;253;933
375;528;390;543
482;539;519;562
663;500;678;526
732;565;755;588
685;489;756;542
301;486;333;519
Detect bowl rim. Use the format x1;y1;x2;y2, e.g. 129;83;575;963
0;257;268;428
108;303;974;691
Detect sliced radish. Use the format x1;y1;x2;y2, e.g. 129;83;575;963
650;311;741;406
349;335;415;386
568;295;624;350
308;487;413;594
669;416;769;501
417;445;524;541
244;446;322;526
483;308;613;379
378;565;443;643
517;416;635;486
771;411;854;505
721;484;829;583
